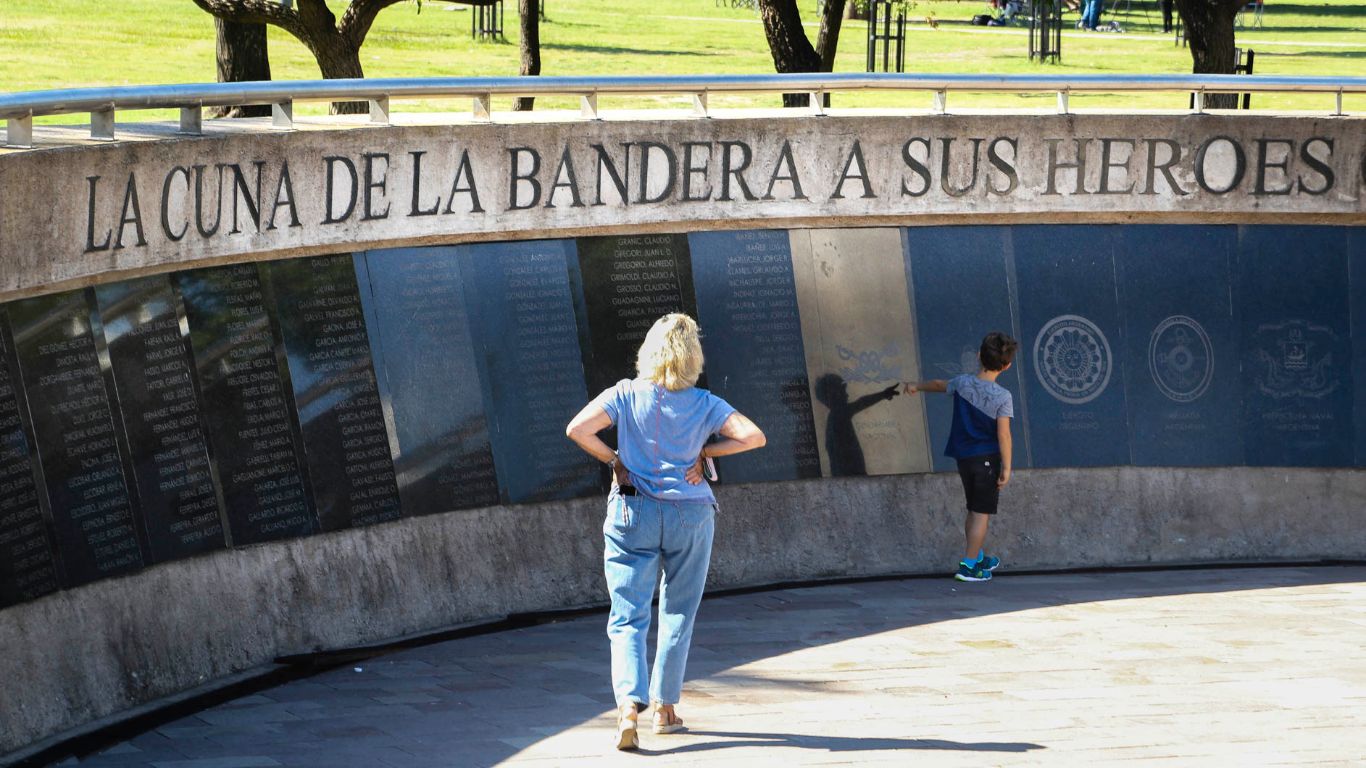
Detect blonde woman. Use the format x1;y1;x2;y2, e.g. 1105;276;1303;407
567;313;765;751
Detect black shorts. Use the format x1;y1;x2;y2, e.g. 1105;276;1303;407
956;453;1002;515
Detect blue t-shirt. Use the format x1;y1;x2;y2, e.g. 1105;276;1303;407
944;374;1014;460
594;378;736;502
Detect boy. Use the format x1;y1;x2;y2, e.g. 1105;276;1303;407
904;332;1018;582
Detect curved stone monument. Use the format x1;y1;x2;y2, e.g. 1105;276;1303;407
1;96;1363;760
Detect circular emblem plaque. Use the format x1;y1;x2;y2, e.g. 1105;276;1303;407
1149;315;1214;403
1033;314;1112;404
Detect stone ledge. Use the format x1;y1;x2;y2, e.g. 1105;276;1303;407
0;465;1361;756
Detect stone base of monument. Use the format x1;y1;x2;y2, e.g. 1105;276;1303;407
2;466;1362;759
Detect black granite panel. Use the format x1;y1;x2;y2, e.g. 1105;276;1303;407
95;276;226;562
1352;228;1366;468
177;264;315;545
1238;225;1354;467
688;230;820;483
905;226;1030;473
358;247;500;515
575;234;699;397
7;290;144;586
0;311;62;606
461;241;600;503
1115;226;1244;467
1013;226;1132;468
269;256;401;531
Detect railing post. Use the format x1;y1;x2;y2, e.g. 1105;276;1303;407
1192;91;1204;114
692;92;709;117
580;94;598;120
91;108;115;141
369;97;390;125
933;90;947;114
179;107;202;135
1057;91;1069;115
473;94;492;122
809;91;824;116
272;101;294;129
1334;90;1344;116
6;115;33;148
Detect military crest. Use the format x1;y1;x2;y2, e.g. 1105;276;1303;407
1033;314;1112;405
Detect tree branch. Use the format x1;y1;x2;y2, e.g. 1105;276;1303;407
339;0;407;48
189;0;308;40
294;0;341;38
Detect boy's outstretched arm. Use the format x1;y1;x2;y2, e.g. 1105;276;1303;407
997;416;1013;488
903;379;947;395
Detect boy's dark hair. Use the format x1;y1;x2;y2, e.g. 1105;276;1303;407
980;331;1019;372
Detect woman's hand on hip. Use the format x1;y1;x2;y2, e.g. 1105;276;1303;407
684;455;706;485
612;459;632;488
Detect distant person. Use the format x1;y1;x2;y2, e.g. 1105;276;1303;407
1079;0;1104;30
813;374;899;476
566;313;765;750
903;332;1018;583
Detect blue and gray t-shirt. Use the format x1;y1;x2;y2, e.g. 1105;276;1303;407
594;378;736;502
944;374;1014;460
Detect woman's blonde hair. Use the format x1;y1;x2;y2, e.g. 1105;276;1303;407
636;313;704;391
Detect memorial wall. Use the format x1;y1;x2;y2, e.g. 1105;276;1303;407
0;111;1363;758
1;223;1363;610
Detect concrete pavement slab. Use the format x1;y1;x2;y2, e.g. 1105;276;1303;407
59;566;1365;767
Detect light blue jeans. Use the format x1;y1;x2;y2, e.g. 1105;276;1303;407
603;491;716;709
1081;0;1103;29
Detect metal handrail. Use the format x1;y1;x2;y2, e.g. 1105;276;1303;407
3;73;1362;148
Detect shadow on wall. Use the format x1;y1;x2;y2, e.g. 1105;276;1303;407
813;373;900;477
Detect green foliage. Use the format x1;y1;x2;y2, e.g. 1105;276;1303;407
2;0;1362;121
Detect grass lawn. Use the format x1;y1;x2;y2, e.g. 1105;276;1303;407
2;0;1363;123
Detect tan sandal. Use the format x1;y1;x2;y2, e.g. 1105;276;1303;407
652;704;685;735
615;704;639;751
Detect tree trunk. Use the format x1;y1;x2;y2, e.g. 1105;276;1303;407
1176;0;1243;108
515;0;541;112
815;0;847;72
313;36;368;115
757;0;823;108
191;0;408;116
212;19;272;118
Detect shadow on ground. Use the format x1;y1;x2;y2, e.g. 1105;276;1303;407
651;731;1044;755
51;564;1365;767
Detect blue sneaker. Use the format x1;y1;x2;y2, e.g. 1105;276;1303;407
980;554;1001;572
954;560;992;582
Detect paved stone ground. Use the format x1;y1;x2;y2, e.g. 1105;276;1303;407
60;566;1365;768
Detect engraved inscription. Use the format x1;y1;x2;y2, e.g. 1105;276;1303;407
97;277;224;561
272;256;401;530
466;242;598;503
178;264;314;544
691;230;820;482
365;249;499;515
9;291;143;585
0;317;61;606
578;234;696;394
